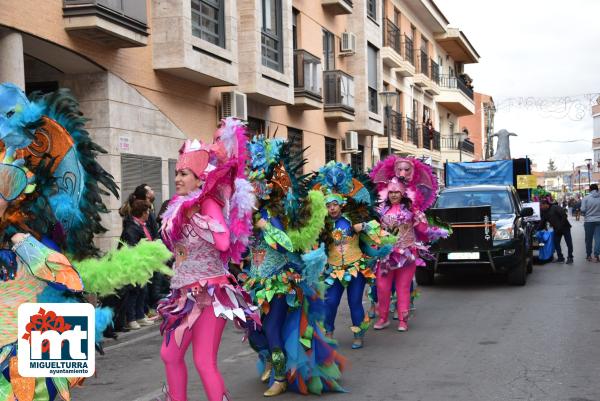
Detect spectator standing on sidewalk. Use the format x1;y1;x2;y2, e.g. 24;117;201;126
119;199;155;330
581;184;600;261
539;199;573;264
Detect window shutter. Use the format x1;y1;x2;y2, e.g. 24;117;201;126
168;159;177;199
121;154;163;211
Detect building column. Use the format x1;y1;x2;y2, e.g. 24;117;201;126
0;28;25;89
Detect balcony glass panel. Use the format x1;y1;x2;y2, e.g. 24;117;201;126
63;0;148;30
294;50;322;96
323;70;354;110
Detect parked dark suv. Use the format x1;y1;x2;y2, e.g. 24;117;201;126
418;185;535;286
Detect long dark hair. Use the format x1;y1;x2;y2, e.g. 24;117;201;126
385;193;412;210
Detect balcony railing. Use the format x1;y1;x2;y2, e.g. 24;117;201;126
294;50;322;98
441;137;475;154
432;130;441;151
419;50;429;76
63;0;147;32
406;117;418;146
462;139;475;154
384;109;403;140
421;126;431;150
323;70;355;111
430;59;440;84
402;36;414;66
439;74;474;99
383;19;401;54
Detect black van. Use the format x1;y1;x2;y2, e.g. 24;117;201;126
418;185;535;286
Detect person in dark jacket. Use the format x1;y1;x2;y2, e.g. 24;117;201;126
539;199;573;264
120;184;160;238
119;199;155;329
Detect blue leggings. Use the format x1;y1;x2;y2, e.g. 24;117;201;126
324;274;366;332
262;295;288;351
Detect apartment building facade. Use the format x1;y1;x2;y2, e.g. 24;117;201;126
458;92;495;160
0;0;479;246
592;102;600;183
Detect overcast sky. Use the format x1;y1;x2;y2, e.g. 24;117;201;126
435;0;600;171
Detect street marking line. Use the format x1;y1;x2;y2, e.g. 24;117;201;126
104;330;161;352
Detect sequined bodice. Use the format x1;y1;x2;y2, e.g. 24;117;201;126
170;222;226;289
381;205;416;250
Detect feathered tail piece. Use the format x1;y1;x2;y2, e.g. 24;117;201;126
224;178;255;263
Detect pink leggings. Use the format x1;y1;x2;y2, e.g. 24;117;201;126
160;305;228;401
376;263;417;321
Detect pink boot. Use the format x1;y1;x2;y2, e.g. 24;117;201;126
374;318;390;330
397;311;409;332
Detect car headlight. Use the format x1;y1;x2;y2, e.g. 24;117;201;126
494;226;514;240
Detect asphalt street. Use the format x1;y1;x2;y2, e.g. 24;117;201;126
73;219;600;401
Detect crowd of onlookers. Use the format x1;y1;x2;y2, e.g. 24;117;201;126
103;184;171;338
539;184;600;264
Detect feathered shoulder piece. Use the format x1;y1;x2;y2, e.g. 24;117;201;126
0;83;118;259
310;161;378;222
247;135;310;221
370;155;438;211
161;118;255;263
213;118;255;263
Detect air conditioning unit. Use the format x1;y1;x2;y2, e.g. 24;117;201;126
220;91;247;121
344;131;358;151
340;32;356;56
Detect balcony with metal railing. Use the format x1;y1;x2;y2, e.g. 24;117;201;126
440;136;475;154
382;19;402;68
421;126;431;150
419;51;430;76
403;36;415;66
430;60;440;84
406;117;419;147
432;130;441;151
293;49;323;110
323;70;355;121
414;50;431;89
436;74;476;116
423;58;441;96
394;35;416;77
384;110;403;140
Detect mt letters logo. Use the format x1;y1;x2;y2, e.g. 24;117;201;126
18;303;95;377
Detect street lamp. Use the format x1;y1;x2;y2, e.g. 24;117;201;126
586;158;592;190
454;130;468;162
379;91;398;158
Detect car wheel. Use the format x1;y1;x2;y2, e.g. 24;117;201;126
508;248;527;286
416;267;435;286
526;248;533;274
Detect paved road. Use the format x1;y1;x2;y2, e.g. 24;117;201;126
73;220;600;401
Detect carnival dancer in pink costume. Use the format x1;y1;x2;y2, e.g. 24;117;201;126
369;156;445;332
158;119;260;401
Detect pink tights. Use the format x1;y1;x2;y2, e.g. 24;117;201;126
376;262;417;321
160;306;228;401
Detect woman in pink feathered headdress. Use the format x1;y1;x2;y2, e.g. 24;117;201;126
369;156;438;332
157;118;260;401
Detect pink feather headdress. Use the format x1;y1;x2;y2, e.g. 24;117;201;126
176;139;212;179
370;155;438;211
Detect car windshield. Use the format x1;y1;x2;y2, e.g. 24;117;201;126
435;190;514;215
